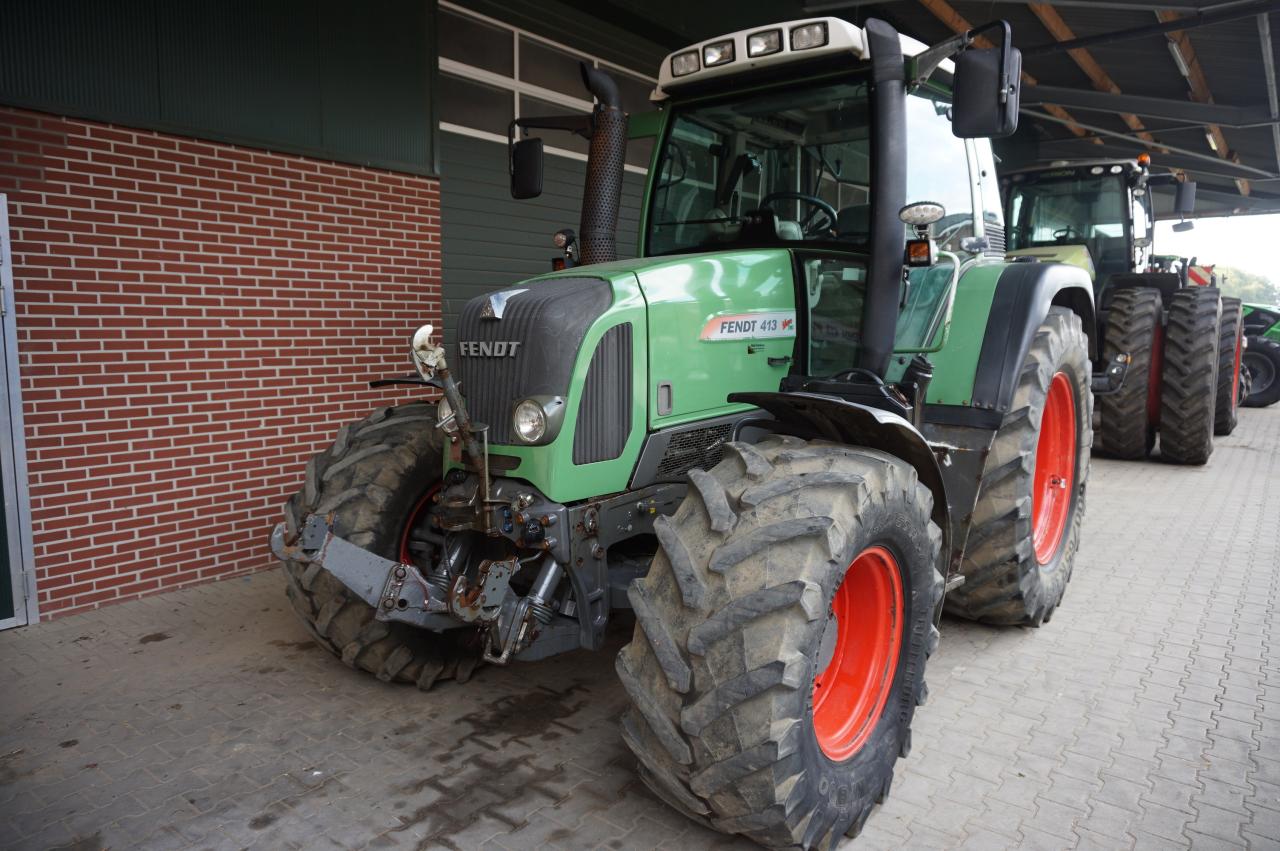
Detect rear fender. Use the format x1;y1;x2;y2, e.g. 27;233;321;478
729;391;953;584
971;263;1095;414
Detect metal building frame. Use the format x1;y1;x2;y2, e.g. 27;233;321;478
0;195;37;629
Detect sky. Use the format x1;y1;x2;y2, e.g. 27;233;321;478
1154;214;1280;281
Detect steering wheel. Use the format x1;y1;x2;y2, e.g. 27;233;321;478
760;192;838;237
1053;226;1082;242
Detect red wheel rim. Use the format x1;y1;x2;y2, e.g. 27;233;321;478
1147;323;1164;427
399;484;441;566
812;546;904;761
1033;372;1077;565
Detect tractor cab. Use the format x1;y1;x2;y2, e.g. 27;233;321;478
1002;157;1196;306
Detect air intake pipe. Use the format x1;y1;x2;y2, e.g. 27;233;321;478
578;64;628;266
858;19;907;378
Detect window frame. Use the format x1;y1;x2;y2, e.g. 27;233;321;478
437;0;655;175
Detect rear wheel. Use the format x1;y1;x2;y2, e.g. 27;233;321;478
279;402;482;688
945;307;1092;626
1243;335;1280;407
1214;298;1244;435
616;438;943;849
1160;287;1222;464
1097;288;1162;459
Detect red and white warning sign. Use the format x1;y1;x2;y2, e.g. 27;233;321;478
1188;265;1215;286
700;311;797;341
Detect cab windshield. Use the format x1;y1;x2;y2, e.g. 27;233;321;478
1006;173;1129;260
646;77;872;256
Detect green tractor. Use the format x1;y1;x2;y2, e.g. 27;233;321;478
1002;159;1238;461
271;17;1096;848
1242;302;1280;407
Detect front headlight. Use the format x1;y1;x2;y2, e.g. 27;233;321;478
436;396;458;434
513;399;547;443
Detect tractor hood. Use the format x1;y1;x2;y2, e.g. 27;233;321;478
447;249;800;502
484;248;800;429
1005;244;1096;282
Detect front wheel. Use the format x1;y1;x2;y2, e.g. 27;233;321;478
1096;288;1162;459
616;438;943;849
278;402;482;688
1242;335;1280;407
945;307;1092;626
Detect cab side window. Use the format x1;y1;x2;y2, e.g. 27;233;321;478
905;92;974;252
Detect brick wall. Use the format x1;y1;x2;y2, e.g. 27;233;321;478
0;107;441;618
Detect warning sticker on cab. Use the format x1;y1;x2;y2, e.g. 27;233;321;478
700;311;796;341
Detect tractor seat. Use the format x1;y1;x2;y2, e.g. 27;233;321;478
775;219;804;240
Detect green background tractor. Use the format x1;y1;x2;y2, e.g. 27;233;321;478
271;16;1095;848
1242;303;1280;406
1002;159;1238;463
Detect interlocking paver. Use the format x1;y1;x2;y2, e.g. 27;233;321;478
1;412;1278;849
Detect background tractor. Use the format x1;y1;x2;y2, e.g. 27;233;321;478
1242;302;1280;407
1002;158;1236;462
271;17;1096;848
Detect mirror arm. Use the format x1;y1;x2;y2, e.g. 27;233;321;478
910;20;1012;97
509;114;594;141
508;114;594;179
909;32;969;89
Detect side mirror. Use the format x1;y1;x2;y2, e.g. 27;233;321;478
510;137;544;200
1175;180;1196;216
952;24;1022;139
1173;220;1195;233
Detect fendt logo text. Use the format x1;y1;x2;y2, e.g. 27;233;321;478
458;341;522;357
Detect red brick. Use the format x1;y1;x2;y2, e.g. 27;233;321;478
2;105;440;618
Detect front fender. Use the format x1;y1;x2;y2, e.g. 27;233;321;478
971;262;1095;414
729;391;952;579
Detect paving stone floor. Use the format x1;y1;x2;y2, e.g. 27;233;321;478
1;410;1279;850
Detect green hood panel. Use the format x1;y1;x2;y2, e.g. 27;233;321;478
635;250;796;428
1006;245;1096;281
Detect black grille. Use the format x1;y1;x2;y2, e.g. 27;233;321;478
655;423;733;480
986;224;1007;253
574;323;632;464
453;278;612;444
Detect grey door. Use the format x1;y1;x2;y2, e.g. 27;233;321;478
0;195;35;629
438;132;646;345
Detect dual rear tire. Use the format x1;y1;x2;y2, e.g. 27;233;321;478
1214;298;1244;435
1160;287;1222;464
1095;286;1224;463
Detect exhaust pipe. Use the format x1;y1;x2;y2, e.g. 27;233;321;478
578;64;627;266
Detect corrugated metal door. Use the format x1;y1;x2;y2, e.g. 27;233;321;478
439;132;645;344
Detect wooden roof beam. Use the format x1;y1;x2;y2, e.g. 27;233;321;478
1157;9;1250;195
915;0;1101;143
1027;3;1162;151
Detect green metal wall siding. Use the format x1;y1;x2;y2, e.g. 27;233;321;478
0;0;437;176
439;133;645;344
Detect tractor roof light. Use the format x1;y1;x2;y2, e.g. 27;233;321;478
748;29;782;57
671;50;700;77
791;22;829;50
654;18;870;97
703;39;735;68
